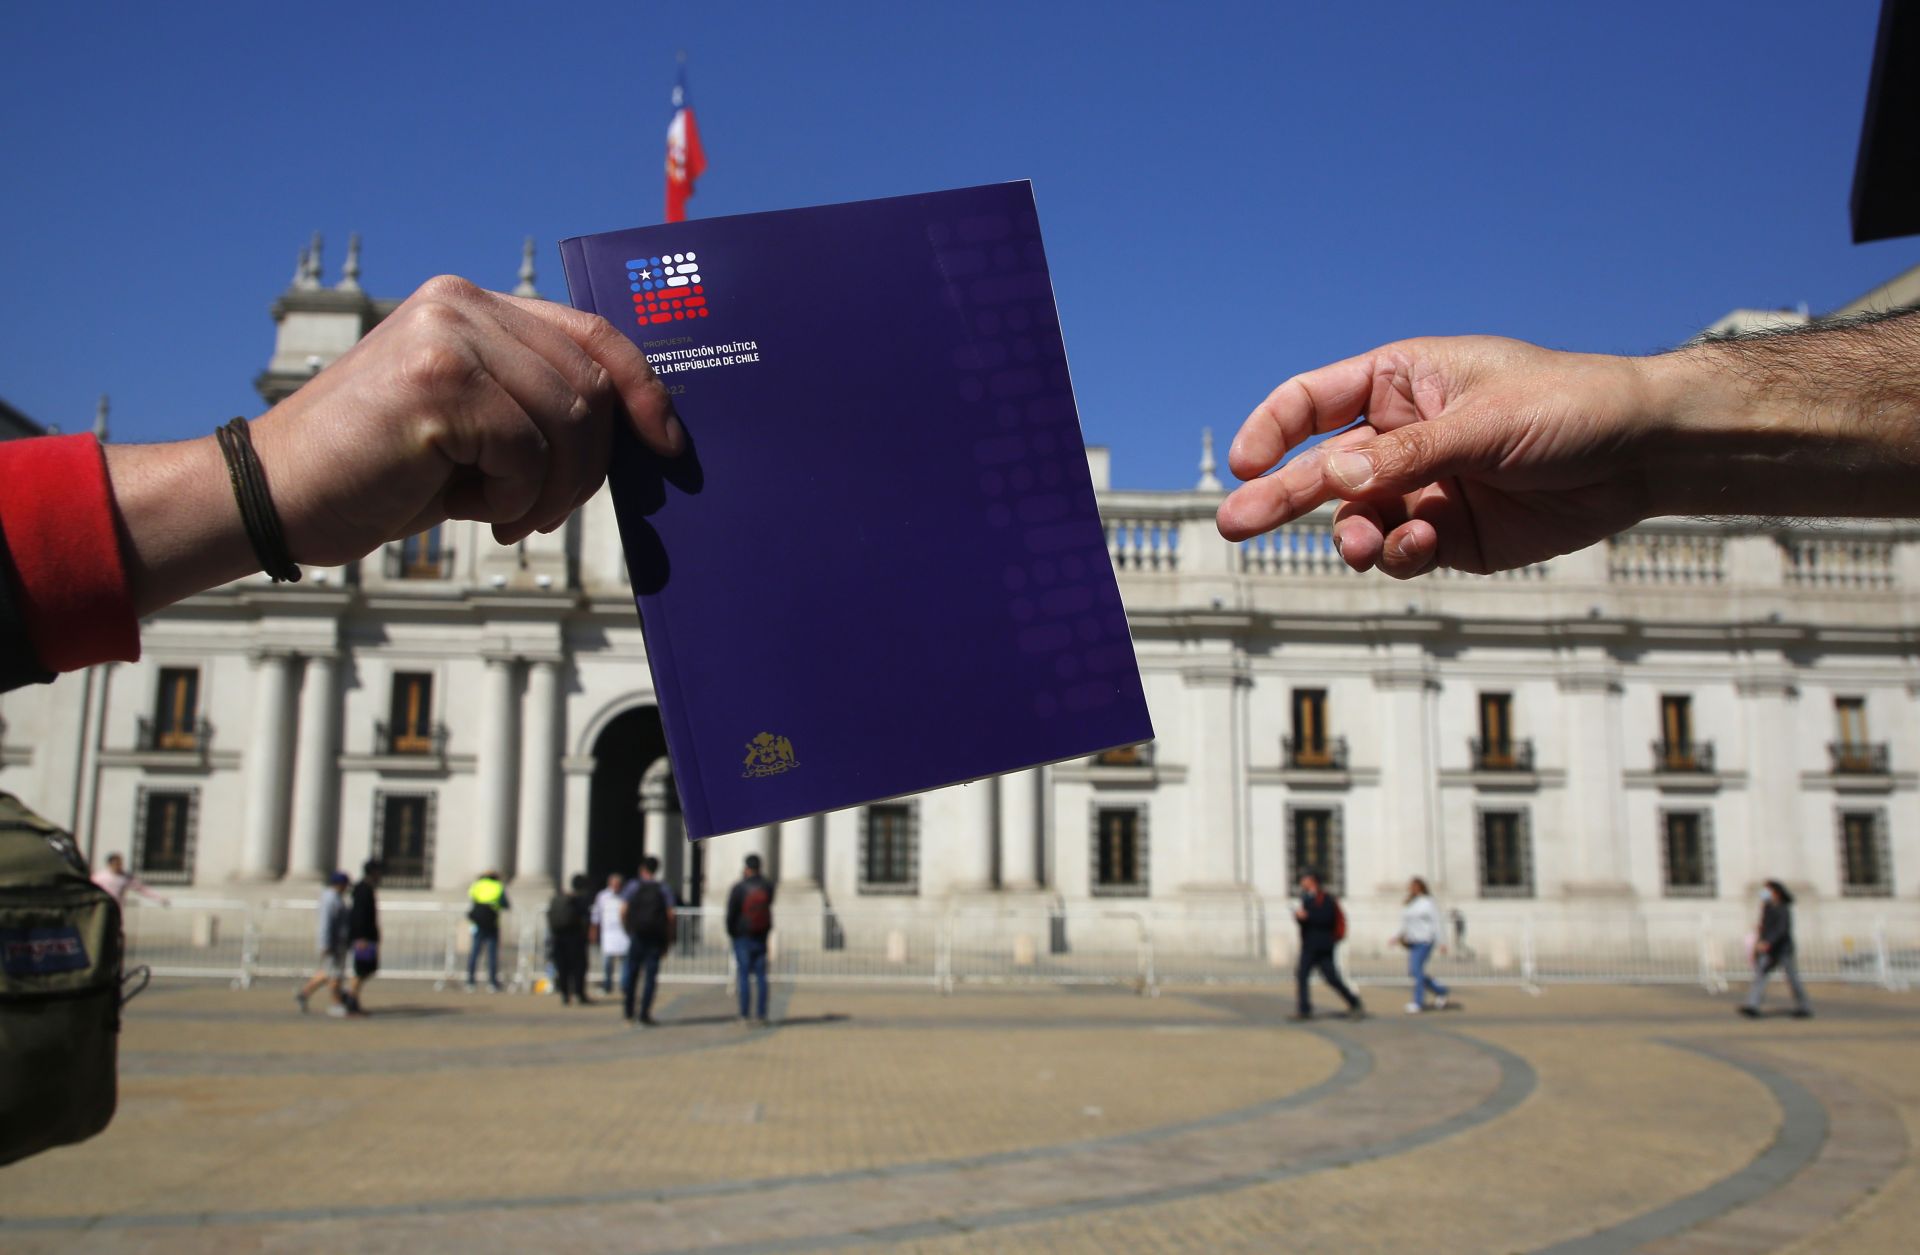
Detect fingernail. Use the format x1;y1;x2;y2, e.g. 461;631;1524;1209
1332;531;1345;558
663;413;687;456
1327;450;1374;491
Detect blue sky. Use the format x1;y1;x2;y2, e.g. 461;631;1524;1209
2;1;1912;489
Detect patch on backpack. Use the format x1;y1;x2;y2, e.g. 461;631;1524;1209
0;926;90;976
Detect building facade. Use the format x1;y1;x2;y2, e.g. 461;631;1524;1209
3;243;1918;944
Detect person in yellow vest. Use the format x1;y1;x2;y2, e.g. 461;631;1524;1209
466;870;510;991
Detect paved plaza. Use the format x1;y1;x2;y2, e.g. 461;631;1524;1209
2;977;1917;1252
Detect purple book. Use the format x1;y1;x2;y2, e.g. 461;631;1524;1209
559;182;1152;839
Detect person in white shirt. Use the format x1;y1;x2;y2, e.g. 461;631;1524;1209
591;871;630;994
90;852;169;909
1393;877;1451;1014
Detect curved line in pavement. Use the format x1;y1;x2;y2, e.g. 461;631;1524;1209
664;1028;1537;1255
1531;1039;1830;1254
1;1025;1374;1234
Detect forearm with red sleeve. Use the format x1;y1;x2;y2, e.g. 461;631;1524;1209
0;434;140;691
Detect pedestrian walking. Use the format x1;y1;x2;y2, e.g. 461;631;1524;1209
547;874;593;1005
621;856;675;1026
1393;877;1452;1014
465;869;509;991
1292;868;1364;1021
726;854;775;1026
344;860;382;1016
90;852;170;909
592;871;629;994
1741;880;1813;1019
296;872;353;1016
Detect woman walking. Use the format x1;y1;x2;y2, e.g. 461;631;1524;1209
1396;878;1451;1014
1741;880;1812;1019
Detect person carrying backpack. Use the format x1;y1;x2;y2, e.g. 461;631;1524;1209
725;854;776;1026
465;869;509;992
546;874;593;1005
1292;867;1364;1021
619;856;675;1026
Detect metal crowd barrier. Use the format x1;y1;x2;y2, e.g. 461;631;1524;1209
120;897;1918;998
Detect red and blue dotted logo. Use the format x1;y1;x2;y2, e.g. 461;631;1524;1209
628;252;708;326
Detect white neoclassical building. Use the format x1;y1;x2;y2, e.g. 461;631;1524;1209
3;240;1918;944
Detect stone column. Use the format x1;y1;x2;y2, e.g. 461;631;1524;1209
778;817;820;890
949;779;997;892
997;768;1043;890
477;654;521;877
239;651;299;879
1740;663;1803;890
513;657;563;892
1180;659;1248;891
640;758;683;893
1559;653;1632;899
284;653;341;881
1372;648;1438;894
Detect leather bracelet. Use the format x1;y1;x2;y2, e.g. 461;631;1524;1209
214;417;302;583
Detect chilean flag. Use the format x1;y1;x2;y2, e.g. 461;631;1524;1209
665;62;706;223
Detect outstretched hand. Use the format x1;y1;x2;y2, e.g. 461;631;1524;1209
1215;337;1664;578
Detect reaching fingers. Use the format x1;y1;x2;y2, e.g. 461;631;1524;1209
1227;352;1382;481
498;293;683;458
1216;424;1375;541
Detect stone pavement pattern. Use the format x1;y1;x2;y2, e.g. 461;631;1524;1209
1;980;1916;1252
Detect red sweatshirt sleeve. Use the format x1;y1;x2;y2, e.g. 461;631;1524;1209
0;433;140;671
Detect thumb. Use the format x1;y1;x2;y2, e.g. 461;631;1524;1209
1320;414;1502;500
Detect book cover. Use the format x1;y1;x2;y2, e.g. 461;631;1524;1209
560;182;1153;839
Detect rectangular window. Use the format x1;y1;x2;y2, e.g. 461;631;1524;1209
1836;696;1867;746
1658;694;1695;770
1832;697;1881;773
153;667;200;750
387;672;435;754
1286;805;1344;896
133;787;197;883
373;792;435;889
398;525;446;578
1091;805;1148;895
1477;692;1516;768
860;803;917;893
1661;809;1714;896
1290;689;1330;767
1477;809;1532;897
1094;743;1150;767
1839;810;1891;896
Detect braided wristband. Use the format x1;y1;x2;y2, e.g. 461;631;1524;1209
214;417;302;583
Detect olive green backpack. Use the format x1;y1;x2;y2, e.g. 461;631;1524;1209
0;790;142;1166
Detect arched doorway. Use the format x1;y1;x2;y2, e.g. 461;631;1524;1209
586;705;667;886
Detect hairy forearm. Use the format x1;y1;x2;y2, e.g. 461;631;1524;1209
1640;310;1920;520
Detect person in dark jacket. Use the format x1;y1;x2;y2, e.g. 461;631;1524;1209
548;874;595;1005
725;854;776;1026
1292;869;1364;1021
344;860;382;1016
1741;879;1812;1019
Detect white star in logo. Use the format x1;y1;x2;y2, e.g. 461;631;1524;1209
639;269;651;280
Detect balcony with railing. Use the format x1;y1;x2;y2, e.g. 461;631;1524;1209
1829;741;1890;776
1092;742;1155;768
1651;740;1716;774
375;721;450;759
1283;736;1349;771
136;717;211;754
1470;738;1535;773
